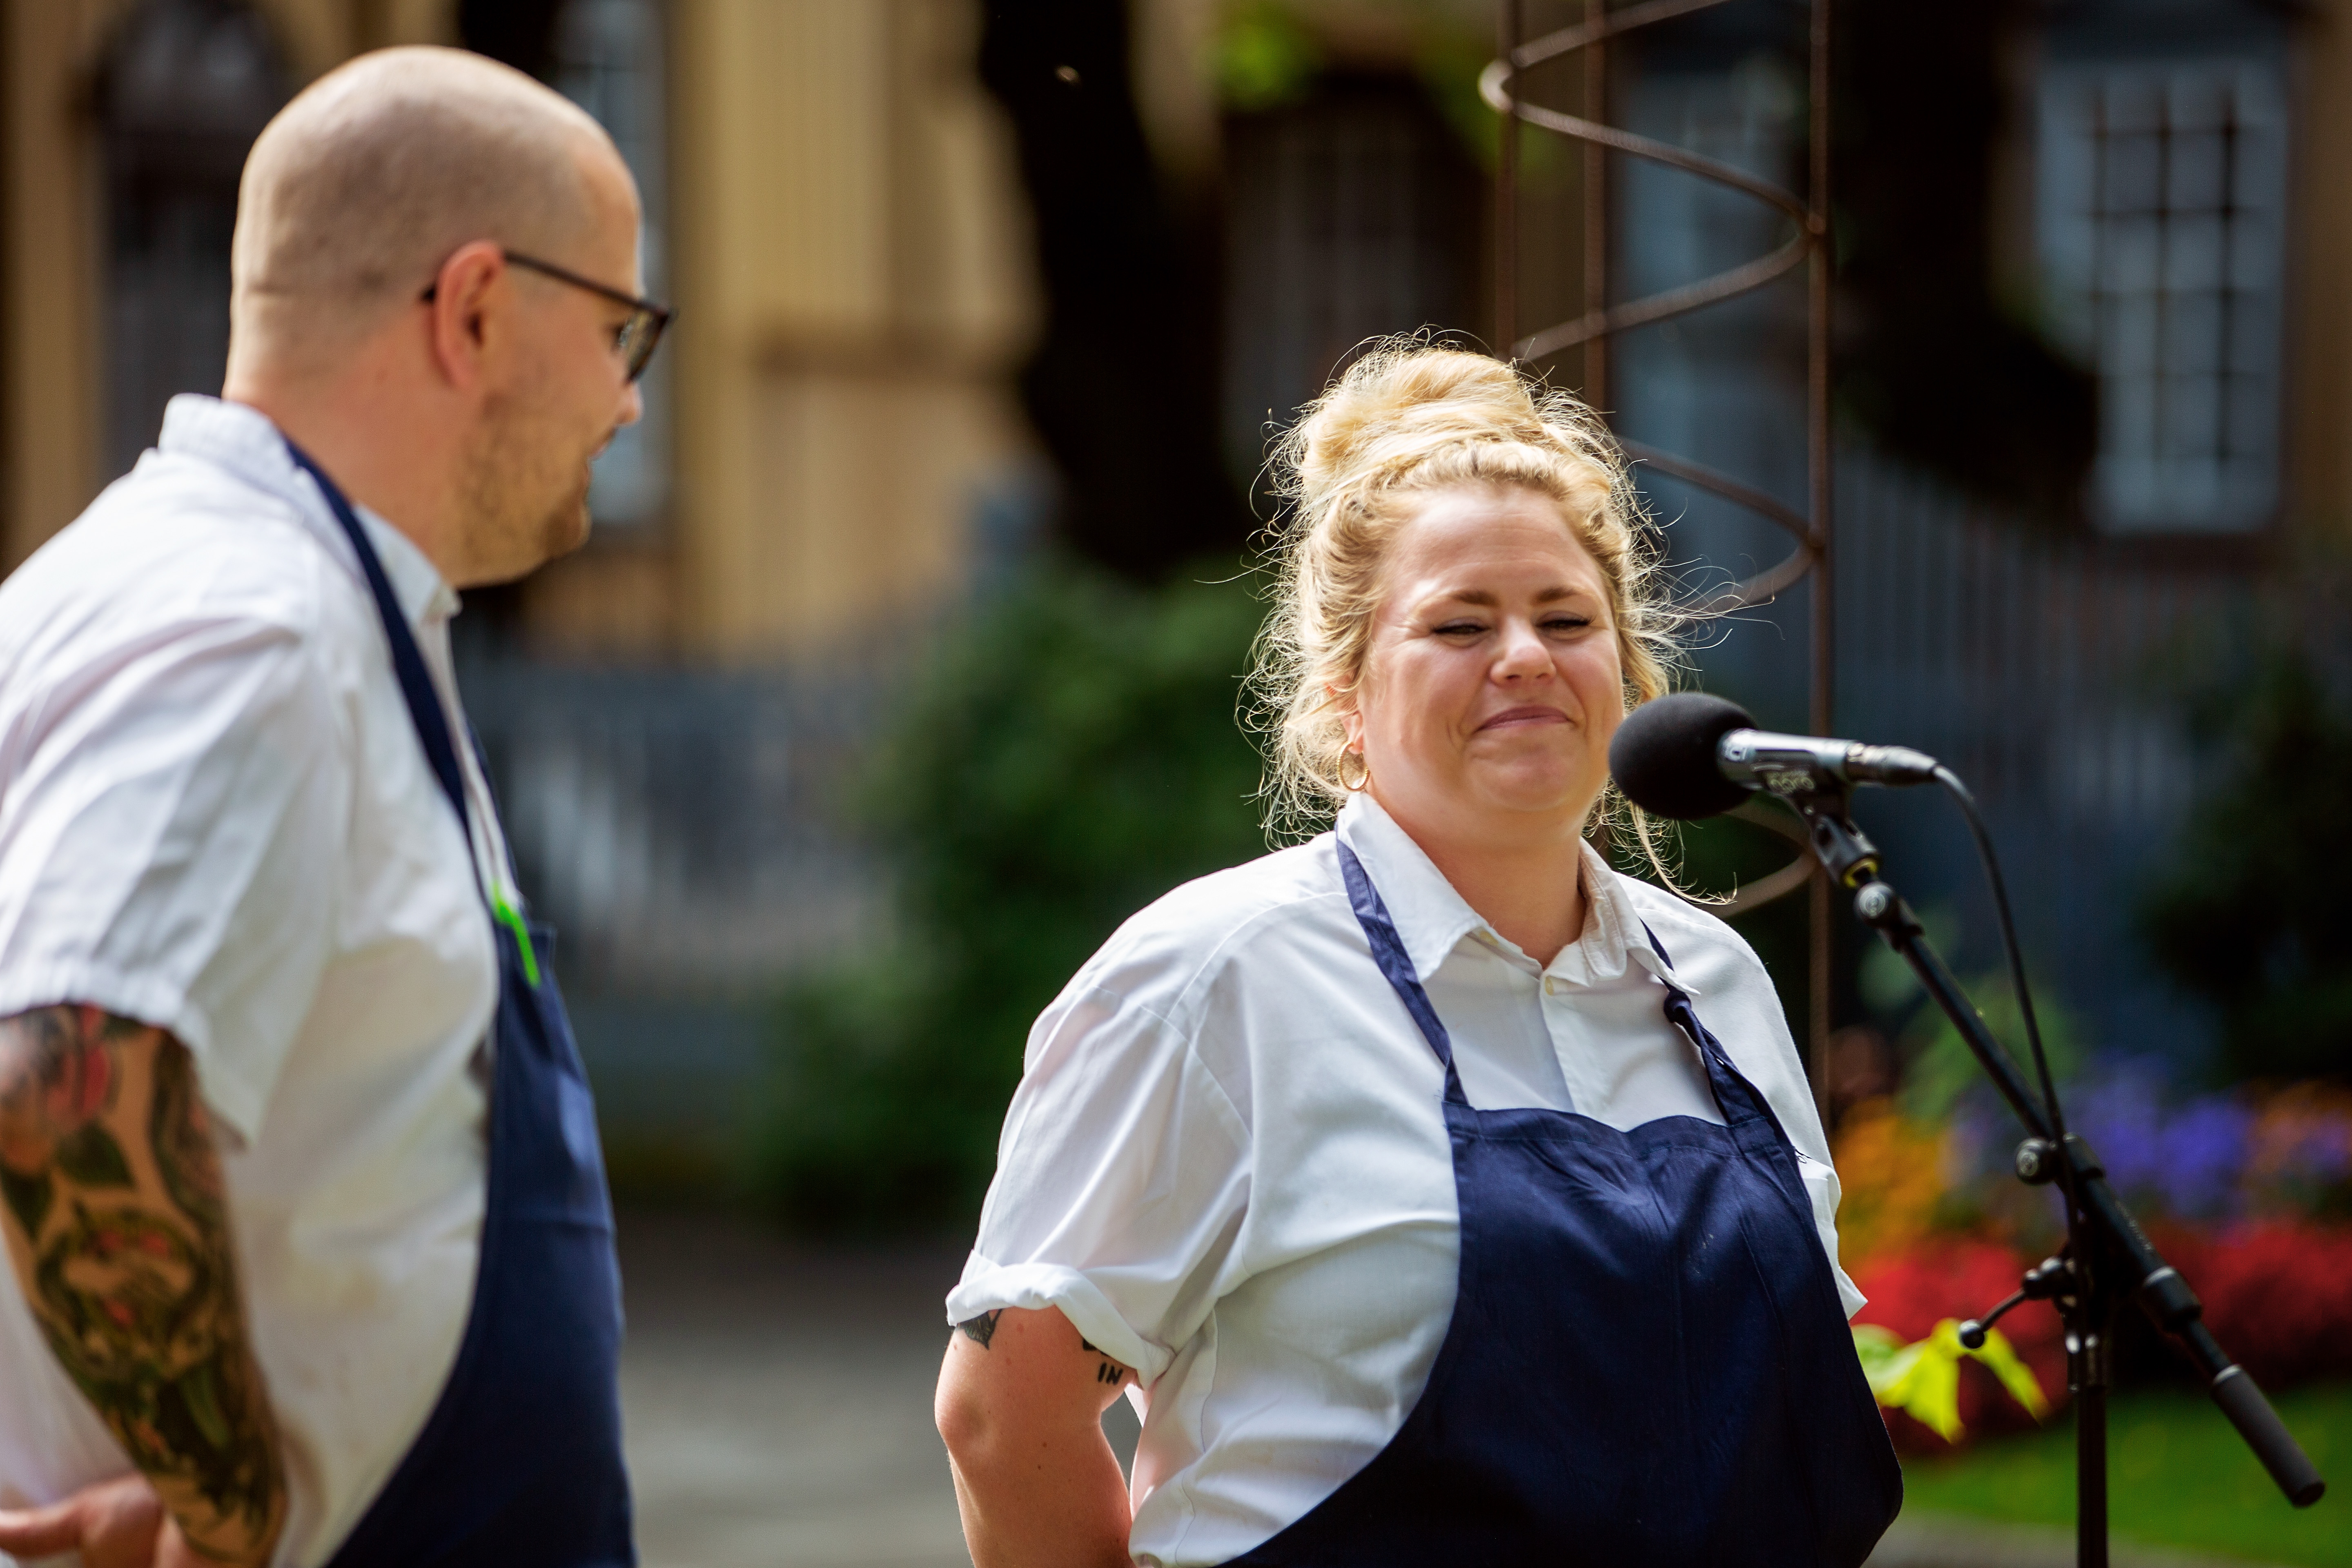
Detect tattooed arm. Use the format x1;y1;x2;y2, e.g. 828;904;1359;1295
0;1005;286;1567
935;1305;1137;1568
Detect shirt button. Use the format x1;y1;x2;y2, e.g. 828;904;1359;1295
1543;977;1559;996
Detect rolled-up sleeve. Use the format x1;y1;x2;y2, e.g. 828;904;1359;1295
0;610;345;1143
946;975;1250;1385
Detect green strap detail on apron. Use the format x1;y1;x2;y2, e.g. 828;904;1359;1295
493;893;541;987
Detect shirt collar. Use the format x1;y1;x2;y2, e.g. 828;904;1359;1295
1334;793;1487;984
156;394;459;633
1334;791;1692;993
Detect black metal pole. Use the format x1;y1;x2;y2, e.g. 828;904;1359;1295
1800;807;2327;1543
2076;1314;2111;1568
1806;0;1836;1128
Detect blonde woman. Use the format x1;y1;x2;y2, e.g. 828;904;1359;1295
933;343;1901;1567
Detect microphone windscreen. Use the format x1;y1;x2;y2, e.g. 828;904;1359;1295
1610;692;1757;820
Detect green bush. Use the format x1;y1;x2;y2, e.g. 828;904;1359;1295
2142;644;2352;1083
749;561;1269;1234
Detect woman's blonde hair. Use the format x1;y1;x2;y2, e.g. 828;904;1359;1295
1246;337;1682;874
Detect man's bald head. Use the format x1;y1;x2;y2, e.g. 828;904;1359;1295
230;47;631;371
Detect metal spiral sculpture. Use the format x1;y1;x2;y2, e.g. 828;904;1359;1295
1484;0;1836;1071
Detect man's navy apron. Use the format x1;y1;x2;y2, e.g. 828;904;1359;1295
289;445;635;1568
1229;844;1900;1566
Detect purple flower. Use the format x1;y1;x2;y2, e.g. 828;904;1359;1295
2062;1064;2251;1221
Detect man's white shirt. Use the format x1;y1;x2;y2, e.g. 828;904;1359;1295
0;396;518;1567
947;792;1860;1568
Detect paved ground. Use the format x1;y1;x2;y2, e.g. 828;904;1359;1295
617;1210;976;1568
616;1211;2269;1568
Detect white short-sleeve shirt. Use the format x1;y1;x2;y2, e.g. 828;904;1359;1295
0;396;522;1567
947;793;1860;1568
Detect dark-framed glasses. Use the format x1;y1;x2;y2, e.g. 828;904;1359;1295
421;249;673;381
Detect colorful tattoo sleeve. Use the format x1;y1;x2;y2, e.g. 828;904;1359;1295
0;1005;285;1561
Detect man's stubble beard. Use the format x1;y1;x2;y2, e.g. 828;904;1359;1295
459;391;599;586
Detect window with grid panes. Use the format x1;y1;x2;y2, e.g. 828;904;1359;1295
2036;55;2289;534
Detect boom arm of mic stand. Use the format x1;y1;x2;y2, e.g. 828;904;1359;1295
1785;794;2325;1510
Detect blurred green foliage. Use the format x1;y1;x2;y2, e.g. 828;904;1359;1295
1658;805;1814;1040
2142;644;2352;1083
750;562;1267;1234
1216;1;1322;111
1213;1;1514;175
1856;919;2085;1126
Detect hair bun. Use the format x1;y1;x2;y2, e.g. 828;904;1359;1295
1288;343;1559;502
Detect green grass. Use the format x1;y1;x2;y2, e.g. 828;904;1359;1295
1898;1382;2352;1565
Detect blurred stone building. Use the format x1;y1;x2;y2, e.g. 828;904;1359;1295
0;0;1042;1171
1;0;1040;654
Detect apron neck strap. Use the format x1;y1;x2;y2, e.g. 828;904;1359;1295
1640;920;1785;1133
283;439;470;833
1337;841;1467;1105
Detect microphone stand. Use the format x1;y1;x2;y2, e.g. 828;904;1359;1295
1775;788;2325;1568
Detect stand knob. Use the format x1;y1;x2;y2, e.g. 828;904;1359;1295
2014;1137;2060;1185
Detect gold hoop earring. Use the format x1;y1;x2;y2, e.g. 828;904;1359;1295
1338;749;1369;791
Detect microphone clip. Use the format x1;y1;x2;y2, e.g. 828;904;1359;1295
1772;788;1883;891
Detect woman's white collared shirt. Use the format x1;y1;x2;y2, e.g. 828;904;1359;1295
947;793;1861;1568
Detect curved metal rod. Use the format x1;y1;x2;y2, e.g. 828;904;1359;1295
1620;437;1819;612
1512;0;1743;73
1707;849;1818;917
1621;438;1809;540
1731;796;1812;844
1491;1;1829;914
1679;800;1816;915
1481;67;1815;228
1515;231;1806;361
1684;539;1817;615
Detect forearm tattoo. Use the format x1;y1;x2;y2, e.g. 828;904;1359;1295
0;1006;286;1560
951;1310;1136;1389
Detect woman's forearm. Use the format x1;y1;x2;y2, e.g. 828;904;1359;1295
942;1401;1131;1568
936;1306;1136;1568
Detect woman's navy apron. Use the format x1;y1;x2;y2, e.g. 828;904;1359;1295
1228;844;1900;1566
288;445;635;1568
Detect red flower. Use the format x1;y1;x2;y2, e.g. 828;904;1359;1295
2156;1221;2352;1389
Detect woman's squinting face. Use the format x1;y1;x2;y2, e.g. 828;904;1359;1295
1348;486;1625;834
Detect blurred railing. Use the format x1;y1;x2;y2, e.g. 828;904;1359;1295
1835;447;2256;1056
461;660;887;998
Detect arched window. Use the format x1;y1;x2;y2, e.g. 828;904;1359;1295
98;0;286;480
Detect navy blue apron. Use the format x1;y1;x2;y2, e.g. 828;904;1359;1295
1227;844;1900;1566
287;445;635;1568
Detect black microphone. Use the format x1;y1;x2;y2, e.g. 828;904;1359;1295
1609;693;1941;820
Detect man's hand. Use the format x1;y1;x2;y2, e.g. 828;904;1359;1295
0;1472;214;1568
0;1007;286;1566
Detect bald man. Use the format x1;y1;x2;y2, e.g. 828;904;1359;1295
0;48;655;1568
